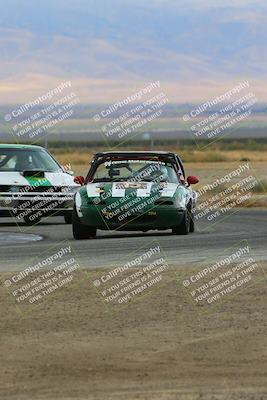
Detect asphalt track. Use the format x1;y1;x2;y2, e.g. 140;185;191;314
0;209;266;272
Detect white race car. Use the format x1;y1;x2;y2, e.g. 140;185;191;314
0;144;80;225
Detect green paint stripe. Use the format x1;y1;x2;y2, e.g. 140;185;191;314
24;175;52;187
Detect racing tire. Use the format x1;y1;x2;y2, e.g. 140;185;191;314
64;212;72;224
72;208;97;240
172;210;190;235
189;210;195;233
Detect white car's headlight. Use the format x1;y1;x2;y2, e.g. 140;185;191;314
61;186;79;193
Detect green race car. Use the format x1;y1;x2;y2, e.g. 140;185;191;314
72;151;199;239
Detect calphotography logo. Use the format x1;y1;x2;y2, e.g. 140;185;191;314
91;241;174;311
179;241;267;313
4;81;80;143
1;0;267;397
82;156;188;235
95;81;168;147
192;162;266;231
1;241;84;314
182;80;258;149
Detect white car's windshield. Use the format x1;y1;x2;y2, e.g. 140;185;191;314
0;148;62;172
92;160;179;183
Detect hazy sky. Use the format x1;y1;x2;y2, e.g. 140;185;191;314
0;0;266;103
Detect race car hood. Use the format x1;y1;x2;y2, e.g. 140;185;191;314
0;171;77;187
85;181;187;203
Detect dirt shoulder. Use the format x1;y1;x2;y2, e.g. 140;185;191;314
1;265;267;400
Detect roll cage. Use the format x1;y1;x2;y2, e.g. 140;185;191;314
85;152;186;184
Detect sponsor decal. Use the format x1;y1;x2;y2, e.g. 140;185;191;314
160;183;178;197
86;182;179;198
23;175;52;188
86;183;101;197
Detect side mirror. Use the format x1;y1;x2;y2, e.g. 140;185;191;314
187;176;199;185
74;176;85;185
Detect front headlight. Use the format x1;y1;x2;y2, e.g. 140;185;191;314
175;187;187;208
61;186;79;193
75;192;83;217
176;197;187;208
10;186;20;193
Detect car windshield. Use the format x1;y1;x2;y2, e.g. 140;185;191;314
0;148;62;172
92;160;179;183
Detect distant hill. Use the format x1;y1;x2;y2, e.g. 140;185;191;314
0;0;267;103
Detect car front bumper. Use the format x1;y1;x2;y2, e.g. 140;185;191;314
79;204;186;231
0;192;75;218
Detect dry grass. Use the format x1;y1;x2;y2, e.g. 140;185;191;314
52;148;267;201
52;147;267;168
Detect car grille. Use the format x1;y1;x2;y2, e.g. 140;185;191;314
17;186;63;193
0;186;66;193
0;185;11;192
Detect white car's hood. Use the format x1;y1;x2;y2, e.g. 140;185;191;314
0;171;77;187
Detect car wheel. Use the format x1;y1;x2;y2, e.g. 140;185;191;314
24;215;41;225
189;210;194;232
64;212;72;224
72;208;96;240
172;209;190;235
